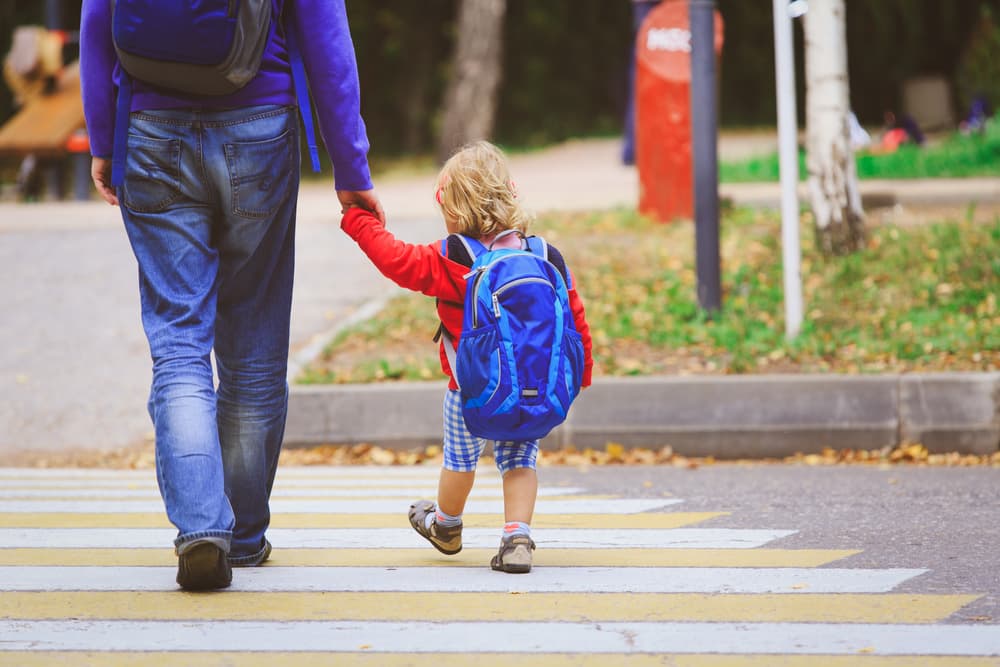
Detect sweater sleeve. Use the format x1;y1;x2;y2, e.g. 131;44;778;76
341;208;466;301
566;273;594;388
80;0;117;158
289;0;372;191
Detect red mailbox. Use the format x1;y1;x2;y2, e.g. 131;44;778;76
636;0;723;222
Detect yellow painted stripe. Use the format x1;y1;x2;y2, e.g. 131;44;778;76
0;592;979;624
1;654;996;667
0;511;723;529
0;547;859;567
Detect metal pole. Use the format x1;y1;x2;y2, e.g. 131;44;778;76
45;0;63;30
772;0;804;338
689;0;721;313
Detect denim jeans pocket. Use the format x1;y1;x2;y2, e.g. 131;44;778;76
224;129;295;219
123;134;182;213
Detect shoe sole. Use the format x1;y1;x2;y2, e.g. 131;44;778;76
177;543;232;591
491;544;533;574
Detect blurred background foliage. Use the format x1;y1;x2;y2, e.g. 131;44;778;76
3;0;1000;158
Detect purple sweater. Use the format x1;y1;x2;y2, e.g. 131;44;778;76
80;0;372;191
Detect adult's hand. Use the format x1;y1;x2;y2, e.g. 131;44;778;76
90;156;119;206
337;188;385;224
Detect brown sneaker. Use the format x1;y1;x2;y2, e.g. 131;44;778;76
490;534;535;574
408;500;462;555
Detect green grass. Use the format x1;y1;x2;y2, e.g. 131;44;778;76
299;207;999;384
720;120;1000;182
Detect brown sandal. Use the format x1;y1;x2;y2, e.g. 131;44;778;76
408;500;463;555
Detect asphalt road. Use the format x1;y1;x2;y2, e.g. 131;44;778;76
540;463;1000;622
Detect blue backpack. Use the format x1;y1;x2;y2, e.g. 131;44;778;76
441;231;586;442
109;0;320;185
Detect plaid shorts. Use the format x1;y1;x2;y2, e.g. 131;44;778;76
442;389;538;474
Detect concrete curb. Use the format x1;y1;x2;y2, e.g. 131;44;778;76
286;372;1000;458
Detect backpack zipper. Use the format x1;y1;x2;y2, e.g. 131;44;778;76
470;268;488;327
493;277;554;317
468;255;551;326
473;274;555;326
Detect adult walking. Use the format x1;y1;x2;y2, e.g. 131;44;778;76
80;0;382;590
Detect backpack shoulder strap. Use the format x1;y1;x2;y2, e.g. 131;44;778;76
435;234;488;385
432;233;476;347
284;17;321;173
524;235;549;261
441;234;486;267
525;235;572;288
110;69;133;187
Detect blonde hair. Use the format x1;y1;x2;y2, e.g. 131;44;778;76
437;141;531;238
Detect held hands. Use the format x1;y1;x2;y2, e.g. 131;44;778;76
338;189;385;225
90;156;119;206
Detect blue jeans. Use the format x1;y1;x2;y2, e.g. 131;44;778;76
119;105;299;564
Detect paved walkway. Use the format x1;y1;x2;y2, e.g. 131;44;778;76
1;465;997;662
2;136;999;461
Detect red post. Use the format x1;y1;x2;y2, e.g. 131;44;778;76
636;0;723;223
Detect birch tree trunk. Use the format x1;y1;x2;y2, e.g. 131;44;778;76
436;0;507;163
803;0;865;255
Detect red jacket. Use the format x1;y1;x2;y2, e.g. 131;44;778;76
341;207;594;390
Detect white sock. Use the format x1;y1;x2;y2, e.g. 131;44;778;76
503;521;531;539
428;508;462;529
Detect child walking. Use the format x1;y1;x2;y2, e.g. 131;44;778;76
340;141;593;573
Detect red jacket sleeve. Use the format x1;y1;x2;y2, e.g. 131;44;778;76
341;208;466;301
566;270;594;388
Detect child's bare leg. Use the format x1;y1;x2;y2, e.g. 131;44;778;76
438;468;476;516
502;466;537;524
491;465;537;573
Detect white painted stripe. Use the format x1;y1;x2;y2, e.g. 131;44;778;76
0;478;473;489
0;487;587;499
2;620;992;655
0;527;792;550
0;467;469;479
0;499;681;514
0;566;926;593
0;480;454;491
0;469;153;479
279;466;494;478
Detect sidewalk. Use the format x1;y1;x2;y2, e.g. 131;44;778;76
1;136;998;462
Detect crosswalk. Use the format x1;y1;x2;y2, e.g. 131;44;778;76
0;465;996;666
